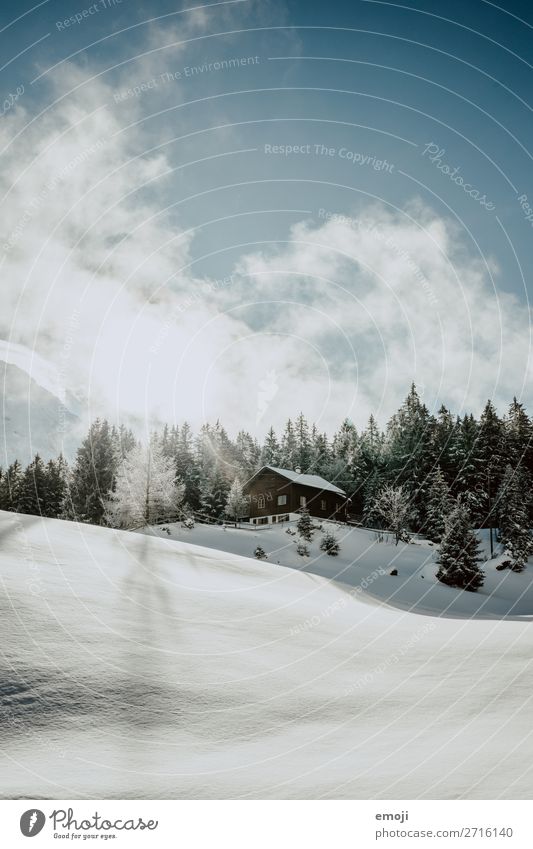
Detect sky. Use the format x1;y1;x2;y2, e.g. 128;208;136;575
0;0;532;440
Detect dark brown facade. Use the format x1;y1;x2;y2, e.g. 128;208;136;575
244;467;348;524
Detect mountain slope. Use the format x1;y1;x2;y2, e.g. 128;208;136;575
1;511;532;799
0;363;80;464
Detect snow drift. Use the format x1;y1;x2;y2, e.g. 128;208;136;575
1;511;533;799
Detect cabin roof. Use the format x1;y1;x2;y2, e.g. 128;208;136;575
251;465;346;496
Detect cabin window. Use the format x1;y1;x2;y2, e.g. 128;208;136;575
257;495;265;509
300;496;306;508
321;499;326;511
277;494;287;506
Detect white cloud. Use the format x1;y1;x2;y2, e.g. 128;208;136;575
0;38;530;440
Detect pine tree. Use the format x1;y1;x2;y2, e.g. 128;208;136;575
234;431;261;480
0;460;23;512
280;419;298;469
294;412;312;471
200;465;230;522
106;435;184;528
436;498;484;591
44;455;69;518
261;426;281;467
497;465;532;572
505;398;533;478
424;466;453;542
19;455;47;516
176;422;201;511
297;508;313;541
225;477;248;525
319;528;340;556
70;419;117;523
309;426;331;476
476;400;506;528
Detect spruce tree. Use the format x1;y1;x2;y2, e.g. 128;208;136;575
261;426;281;467
297;508;313;541
319;528;340;556
497;465;532;572
44;455;68;518
70;419;117;524
0;460;23;512
280;419;298;469
200;465;230;521
19;455;47;516
294;412;312;472
436;498;484;591
176;422;201;511
424;466;453;542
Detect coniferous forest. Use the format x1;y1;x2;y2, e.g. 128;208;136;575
2;385;532;583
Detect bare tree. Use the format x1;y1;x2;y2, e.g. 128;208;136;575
373;484;411;545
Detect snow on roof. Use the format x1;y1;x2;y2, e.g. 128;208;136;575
264;466;346;496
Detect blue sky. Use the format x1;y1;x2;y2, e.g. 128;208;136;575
0;0;532;435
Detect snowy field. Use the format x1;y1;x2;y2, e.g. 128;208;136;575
141;519;533;620
1;510;533;799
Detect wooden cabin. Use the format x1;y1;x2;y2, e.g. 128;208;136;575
244;465;348;525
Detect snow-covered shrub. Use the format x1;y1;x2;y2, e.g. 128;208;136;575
254;545;267;560
181;517;195;530
319;529;340;556
296;540;309;557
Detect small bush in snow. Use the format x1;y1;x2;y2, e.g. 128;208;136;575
181;517;195;530
285;527;296;536
254;545;268;560
496;560;512;572
296;541;310;557
319;529;340;556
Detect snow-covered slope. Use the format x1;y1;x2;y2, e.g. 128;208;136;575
1;511;533;799
142;520;533;620
0;363;80;464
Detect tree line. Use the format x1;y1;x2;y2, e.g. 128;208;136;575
1;384;531;589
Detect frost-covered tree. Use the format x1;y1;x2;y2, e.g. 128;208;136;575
497;465;532;572
424;466;453;542
297;508;313;541
106;435;184;528
373;484;411;545
319;528;340;556
436;498;484;591
225;477;248;525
